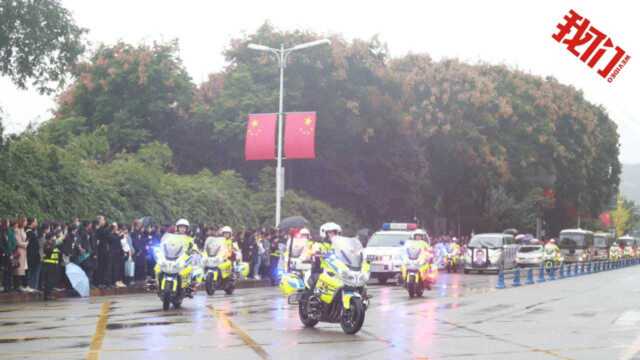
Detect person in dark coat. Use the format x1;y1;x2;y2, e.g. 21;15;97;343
95;216;112;288
131;220;147;282
77;221;95;286
25;218;40;292
110;223;126;288
0;219;14;292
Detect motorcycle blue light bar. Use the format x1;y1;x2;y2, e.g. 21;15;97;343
382;223;418;230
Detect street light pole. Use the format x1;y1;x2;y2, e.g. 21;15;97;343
248;39;331;227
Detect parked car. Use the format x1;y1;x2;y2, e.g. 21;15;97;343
516;244;544;267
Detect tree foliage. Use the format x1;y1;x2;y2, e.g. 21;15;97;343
18;24;621;235
182;24;620;234
0;0;86;94
612;195;631;237
54;41;193;155
0;135;358;231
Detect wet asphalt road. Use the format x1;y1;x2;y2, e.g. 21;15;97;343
2;268;640;360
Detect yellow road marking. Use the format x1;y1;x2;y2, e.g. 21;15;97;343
208;305;269;359
86;301;111;360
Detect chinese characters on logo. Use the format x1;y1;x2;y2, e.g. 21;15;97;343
553;9;631;83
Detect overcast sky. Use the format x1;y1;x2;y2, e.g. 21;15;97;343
1;0;638;163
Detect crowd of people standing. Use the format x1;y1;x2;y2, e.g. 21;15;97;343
0;215;288;299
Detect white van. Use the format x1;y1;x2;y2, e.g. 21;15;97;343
464;233;518;273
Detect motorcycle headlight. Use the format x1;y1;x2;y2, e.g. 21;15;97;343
161;260;179;274
339;268;367;286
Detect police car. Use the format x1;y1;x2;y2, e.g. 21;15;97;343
363;223;417;285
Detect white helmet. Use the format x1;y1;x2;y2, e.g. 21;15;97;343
220;226;232;234
320;222;342;238
299;228;311;237
412;229;428;241
176;219;190;229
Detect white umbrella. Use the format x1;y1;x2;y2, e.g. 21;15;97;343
65;263;90;297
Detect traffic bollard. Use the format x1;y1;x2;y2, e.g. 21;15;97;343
587;262;592;273
581;262;586;275
496;269;505;289
574;263;580;276
538;265;546;282
549;265;556;280
559;264;565;278
513;268;521;287
526;268;534;285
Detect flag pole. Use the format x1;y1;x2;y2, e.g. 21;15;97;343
248;39;331;228
275;44;285;227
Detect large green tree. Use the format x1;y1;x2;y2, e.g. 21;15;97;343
0;0;86;94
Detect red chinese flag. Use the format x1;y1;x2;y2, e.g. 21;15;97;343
284;112;316;159
245;113;277;160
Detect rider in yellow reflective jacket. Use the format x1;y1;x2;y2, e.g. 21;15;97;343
304;222;341;290
544;238;561;257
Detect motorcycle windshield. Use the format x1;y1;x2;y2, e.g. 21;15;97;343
161;234;185;261
204;237;226;257
290;237;308;258
404;240;423;260
332;236;364;270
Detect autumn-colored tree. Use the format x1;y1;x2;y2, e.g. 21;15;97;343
51;41;193;155
612;195;632;237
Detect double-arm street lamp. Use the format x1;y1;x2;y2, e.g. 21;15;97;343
248;39;331;226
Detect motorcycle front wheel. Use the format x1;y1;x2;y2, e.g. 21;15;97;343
162;291;171;311
172;297;182;309
205;272;215;296
341;298;365;335
415;281;424;297
224;279;235;295
298;292;319;328
407;280;415;298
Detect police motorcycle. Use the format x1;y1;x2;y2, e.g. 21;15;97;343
202;236;243;296
154;233;198;310
543;247;563;273
280;234;371;335
610;242;622;261
444;241;461;273
401;237;437;298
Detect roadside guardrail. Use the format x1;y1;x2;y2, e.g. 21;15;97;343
496;258;640;289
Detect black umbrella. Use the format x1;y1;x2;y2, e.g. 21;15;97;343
503;228;518;235
277;216;309;232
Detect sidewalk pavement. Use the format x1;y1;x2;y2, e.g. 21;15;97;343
0;278;272;304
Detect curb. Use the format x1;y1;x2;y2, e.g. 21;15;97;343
0;279;273;304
